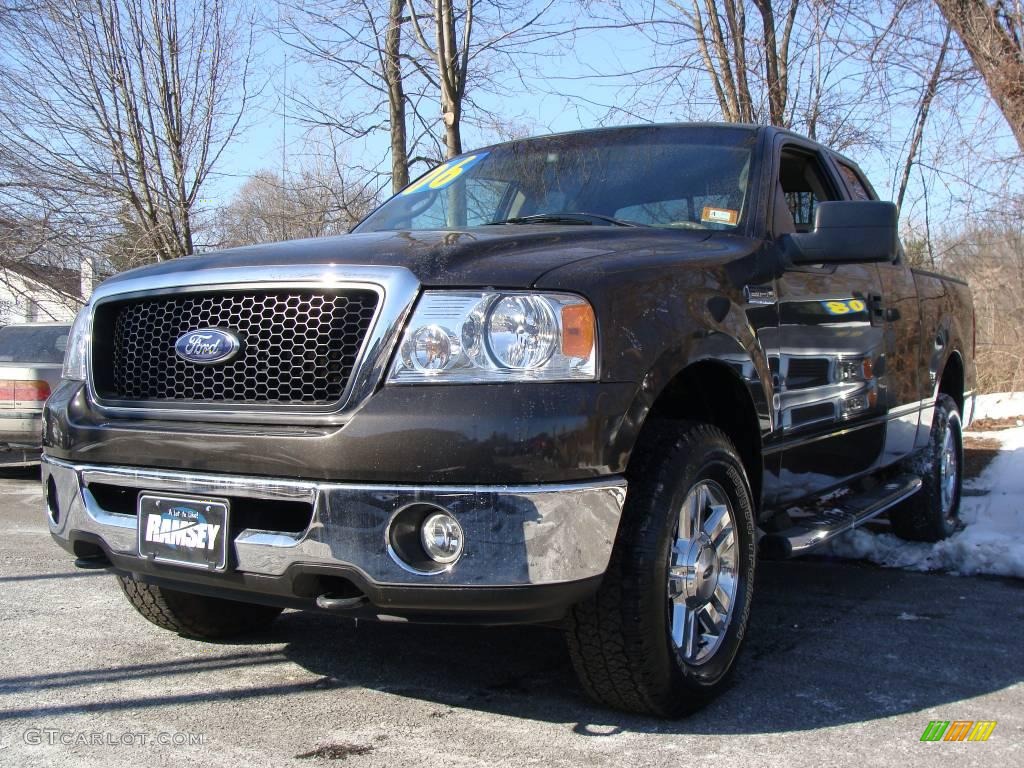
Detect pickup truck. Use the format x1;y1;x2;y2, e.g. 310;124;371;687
42;124;976;717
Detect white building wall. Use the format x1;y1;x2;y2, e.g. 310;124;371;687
0;272;79;324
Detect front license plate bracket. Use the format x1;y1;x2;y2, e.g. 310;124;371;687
137;493;230;572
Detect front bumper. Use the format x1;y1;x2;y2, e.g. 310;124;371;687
43;456;626;623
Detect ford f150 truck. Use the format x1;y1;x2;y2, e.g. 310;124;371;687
43;124;975;716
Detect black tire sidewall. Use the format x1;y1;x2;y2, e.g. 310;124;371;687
630;426;757;696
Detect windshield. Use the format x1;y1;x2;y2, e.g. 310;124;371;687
0;325;70;364
355;126;755;233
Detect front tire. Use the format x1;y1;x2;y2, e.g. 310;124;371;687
890;393;963;542
566;422;756;717
117;575;283;639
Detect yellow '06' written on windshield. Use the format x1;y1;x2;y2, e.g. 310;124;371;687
400;153;490;196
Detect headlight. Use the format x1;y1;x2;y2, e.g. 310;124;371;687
62;305;91;381
389;291;597;383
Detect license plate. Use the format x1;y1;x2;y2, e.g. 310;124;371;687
138;494;229;571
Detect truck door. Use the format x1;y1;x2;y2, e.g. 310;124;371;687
831;156;924;465
762;141;888;506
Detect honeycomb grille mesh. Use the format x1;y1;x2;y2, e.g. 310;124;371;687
103;290;379;404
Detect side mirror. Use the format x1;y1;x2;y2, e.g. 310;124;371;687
784;200;898;264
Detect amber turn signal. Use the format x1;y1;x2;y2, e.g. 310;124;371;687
561;304;596;358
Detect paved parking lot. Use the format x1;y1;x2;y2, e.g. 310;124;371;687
0;466;1021;767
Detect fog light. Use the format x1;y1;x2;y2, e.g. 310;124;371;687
420;512;464;564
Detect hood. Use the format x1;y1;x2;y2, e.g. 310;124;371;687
101;227;715;289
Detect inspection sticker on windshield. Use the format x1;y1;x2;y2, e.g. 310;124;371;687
138;494;229;571
401;152;489;196
701;206;739;225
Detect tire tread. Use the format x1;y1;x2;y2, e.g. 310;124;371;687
117;575;282;639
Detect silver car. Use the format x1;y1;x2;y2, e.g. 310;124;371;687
0;322;70;466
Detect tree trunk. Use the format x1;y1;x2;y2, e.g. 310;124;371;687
754;0;787;126
437;0;463;158
386;0;409;192
933;0;1024;151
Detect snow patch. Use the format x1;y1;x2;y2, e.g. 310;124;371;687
971;391;1024;422
823;411;1024;579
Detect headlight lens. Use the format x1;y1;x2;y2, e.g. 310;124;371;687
62;305;91;381
389;291;597;383
487;295;558;369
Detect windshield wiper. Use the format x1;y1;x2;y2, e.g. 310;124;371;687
487;212;643;227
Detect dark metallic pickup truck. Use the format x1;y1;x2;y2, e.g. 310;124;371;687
43;124;975;716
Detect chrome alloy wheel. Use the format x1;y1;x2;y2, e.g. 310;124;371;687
939;417;959;516
666;479;739;665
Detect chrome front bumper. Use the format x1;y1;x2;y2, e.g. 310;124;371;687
43;457;626;591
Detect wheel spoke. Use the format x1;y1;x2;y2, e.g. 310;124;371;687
703;503;729;541
683;604;698;658
700;602;726;635
713;584;732;615
667;565;687;598
670;538;687;566
670;599;698;658
714;526;735;558
678;484;702;541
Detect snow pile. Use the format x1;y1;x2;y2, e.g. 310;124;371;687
823;393;1024;579
972;391;1024;422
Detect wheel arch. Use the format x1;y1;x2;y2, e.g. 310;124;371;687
938;350;965;414
630;354;767;509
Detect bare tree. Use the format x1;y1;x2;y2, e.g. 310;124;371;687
933;0;1024;151
217;165;377;247
0;0;255;267
667;0;798;125
404;1;563;160
281;0;569;201
896;25;953;211
599;1;883;149
941;224;1024;391
277;1;413;194
406;0;473;158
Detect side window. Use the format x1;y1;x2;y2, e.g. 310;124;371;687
776;149;841;233
836;161;874;201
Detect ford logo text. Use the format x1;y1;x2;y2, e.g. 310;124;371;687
174;328;241;365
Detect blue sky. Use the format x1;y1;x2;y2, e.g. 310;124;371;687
207;13;1020;234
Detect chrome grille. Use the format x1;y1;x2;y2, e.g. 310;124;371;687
785;357;831;389
96;290;379;405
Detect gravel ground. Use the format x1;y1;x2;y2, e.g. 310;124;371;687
0;466;1021;767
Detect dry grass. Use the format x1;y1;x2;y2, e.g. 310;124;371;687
939;227;1024;394
963;435;1001;480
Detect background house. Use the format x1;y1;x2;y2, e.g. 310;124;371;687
0;260;90;325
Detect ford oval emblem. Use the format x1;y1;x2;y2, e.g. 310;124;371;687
174;328;240;365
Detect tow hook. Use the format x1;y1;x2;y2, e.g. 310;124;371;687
316;593;368;611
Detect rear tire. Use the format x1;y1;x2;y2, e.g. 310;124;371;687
890;393;962;542
117;575;283;639
566;422;756;717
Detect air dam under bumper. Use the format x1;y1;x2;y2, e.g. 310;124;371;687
43;456;626;624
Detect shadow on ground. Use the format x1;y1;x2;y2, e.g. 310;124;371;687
264;558;1023;734
3;558;1020;736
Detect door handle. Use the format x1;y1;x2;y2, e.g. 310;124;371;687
869;294;900;323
